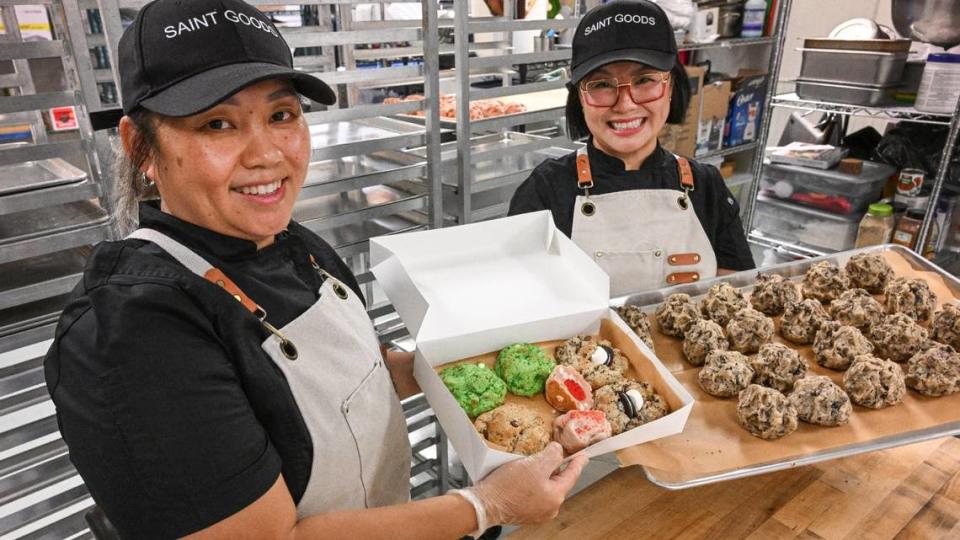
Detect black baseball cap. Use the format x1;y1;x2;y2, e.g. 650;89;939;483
570;0;678;85
118;0;336;116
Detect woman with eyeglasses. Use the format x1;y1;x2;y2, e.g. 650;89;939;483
509;0;754;296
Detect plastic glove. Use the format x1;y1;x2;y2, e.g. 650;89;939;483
468;442;588;526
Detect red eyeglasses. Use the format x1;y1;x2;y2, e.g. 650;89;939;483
579;72;671;108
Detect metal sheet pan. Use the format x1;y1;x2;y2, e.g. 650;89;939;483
392;88;568;129
0;294;71;339
613;244;960;489
0;201;108;245
0;247;88;311
0;158;87;196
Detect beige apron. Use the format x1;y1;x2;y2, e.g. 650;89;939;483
127;229;411;519
570;146;717;297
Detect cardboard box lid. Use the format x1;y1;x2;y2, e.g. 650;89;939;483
370;211;610;362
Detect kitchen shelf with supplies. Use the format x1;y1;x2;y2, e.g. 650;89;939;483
740;0;960;266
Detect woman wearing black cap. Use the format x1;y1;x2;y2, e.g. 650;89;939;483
509;0;754;297
44;0;585;537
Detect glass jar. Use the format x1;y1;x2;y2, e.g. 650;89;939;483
891;210;924;249
855;203;895;248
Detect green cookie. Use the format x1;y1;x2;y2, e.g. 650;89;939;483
495;343;556;397
440;363;506;417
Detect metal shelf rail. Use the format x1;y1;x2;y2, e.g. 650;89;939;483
741;0;960;261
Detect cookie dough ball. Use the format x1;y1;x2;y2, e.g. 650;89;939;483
726;308;775;354
440;363;506;417
905;343;960;397
655;293;702;338
813;321;874;371
802;261;850;304
788;376;852;426
700;283;749;326
594;379;669;435
781;299;830;344
698;350;755;398
616;304;656;352
843;355;906;409
870;313;930;363
555;335;628;390
931;303;960;351
495;343;556;397
474;404;550;455
750;273;802;316
682;319;727;367
884;277;936;323
830;288;884;332
751;343;808;392
845;253;893;294
737;384;799;440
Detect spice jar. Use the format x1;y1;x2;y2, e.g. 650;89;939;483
891;210;924;249
855;203;895;248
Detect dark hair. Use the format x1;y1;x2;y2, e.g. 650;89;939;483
565;60;691;142
114;107;161;231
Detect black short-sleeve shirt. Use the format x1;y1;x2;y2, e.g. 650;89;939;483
508;143;755;271
44;202;364;539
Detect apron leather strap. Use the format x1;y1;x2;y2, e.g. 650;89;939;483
666;271;701;284
128;228;260;314
676;157;694;191
576;146;593;190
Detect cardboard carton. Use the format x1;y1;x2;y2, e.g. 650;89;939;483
370;212;694;480
696;80;732;156
659;65;705;158
724;71;768;147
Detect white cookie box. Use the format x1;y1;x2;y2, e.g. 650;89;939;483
370;211;694;480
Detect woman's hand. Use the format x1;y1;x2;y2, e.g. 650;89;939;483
384;349;420;399
467;442;588;526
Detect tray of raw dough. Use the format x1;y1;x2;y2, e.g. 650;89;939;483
610;244;960;489
392;88;568;129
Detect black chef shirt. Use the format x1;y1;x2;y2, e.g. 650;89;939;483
44;201;364;539
508;142;755;271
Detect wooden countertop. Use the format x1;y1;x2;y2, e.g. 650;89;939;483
510;437;960;539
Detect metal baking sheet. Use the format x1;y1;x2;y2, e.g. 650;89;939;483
293;184;427;235
802;37;912;53
0;158;87;196
0;294;71;339
0;201;108;245
798;48;907;87
309;117;427;162
0;247;88;311
614;244;960;489
795;79;895;107
393;88;568;129
404;132;579;190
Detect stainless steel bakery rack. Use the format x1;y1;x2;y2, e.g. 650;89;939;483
741;0;960;264
0;1;116;536
0;0;111;348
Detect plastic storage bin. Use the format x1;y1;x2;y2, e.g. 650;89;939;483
753;195;862;252
759;159;895;214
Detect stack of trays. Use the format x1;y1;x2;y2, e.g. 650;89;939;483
796;38;911;106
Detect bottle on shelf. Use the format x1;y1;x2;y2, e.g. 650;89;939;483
891;210;924;249
855;203;895;248
740;0;766;38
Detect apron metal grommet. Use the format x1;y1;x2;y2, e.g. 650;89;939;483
581;201;596;216
677;196;688;210
333;283;349;300
279;338;299;360
655;250;663;258
595;251;604;258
